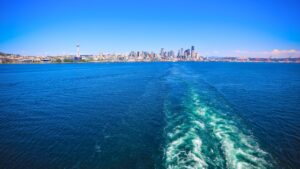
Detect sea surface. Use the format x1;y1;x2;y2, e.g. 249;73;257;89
0;62;299;169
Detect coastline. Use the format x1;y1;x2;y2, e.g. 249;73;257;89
1;60;299;64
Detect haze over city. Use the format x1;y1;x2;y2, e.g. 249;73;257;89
1;0;300;57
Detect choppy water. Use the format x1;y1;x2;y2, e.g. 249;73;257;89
0;63;299;169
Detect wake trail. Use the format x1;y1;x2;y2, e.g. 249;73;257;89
163;64;275;169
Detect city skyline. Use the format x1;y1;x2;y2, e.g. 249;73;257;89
1;0;300;57
2;44;300;58
2;44;300;64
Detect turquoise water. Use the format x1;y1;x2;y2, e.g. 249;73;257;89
0;63;299;169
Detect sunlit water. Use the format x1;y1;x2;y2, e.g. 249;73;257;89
0;63;299;169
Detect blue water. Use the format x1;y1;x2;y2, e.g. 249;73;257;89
0;63;299;169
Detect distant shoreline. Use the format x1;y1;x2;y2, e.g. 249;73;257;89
1;61;299;64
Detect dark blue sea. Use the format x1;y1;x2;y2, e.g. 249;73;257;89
0;63;299;169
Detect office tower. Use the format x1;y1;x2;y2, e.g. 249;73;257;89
191;46;195;58
169;50;175;58
160;48;164;58
180;48;184;57
191;46;195;51
184;49;191;59
129;51;136;57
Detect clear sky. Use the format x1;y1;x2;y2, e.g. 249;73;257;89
1;0;300;57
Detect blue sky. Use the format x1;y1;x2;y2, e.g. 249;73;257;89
1;0;300;57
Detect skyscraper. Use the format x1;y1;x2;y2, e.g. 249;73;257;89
180;48;184;57
191;46;195;58
160;48;164;58
184;49;191;59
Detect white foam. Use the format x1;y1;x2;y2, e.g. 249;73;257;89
193;121;205;129
189;89;273;168
165;126;207;169
204;103;271;168
164;87;273;169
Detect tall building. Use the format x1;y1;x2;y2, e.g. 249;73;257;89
184;49;191;59
168;50;175;58
160;48;164;58
76;44;80;58
191;46;195;58
191;46;195;51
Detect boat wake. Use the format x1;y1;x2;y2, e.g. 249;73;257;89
163;65;274;169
